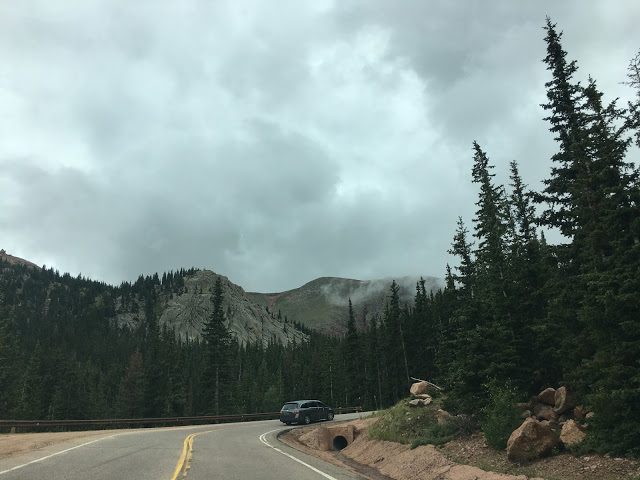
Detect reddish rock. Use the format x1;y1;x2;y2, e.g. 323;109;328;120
533;403;559;422
408;397;432;408
574;405;587;419
538;388;557;405
554;386;576;414
560;419;588;446
540;420;559;430
507;418;560;462
437;408;454;425
410;382;429;395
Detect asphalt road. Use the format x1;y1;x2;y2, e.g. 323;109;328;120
0;413;365;480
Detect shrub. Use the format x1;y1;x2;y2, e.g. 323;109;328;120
411;414;478;449
481;382;522;450
587;389;640;457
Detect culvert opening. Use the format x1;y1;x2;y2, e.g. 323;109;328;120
333;435;348;451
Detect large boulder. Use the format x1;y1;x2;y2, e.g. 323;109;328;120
554;386;576;414
408;397;432;407
410;381;429;395
533;404;559;422
560;419;587;446
540;419;560;431
573;405;587;419
537;388;557;405
437;408;454;425
507;418;560;462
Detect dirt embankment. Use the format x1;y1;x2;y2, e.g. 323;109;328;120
279;419;640;480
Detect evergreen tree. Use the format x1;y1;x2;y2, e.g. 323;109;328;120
0;310;19;418
506;161;545;392
623;50;640;147
448;217;476;297
50;350;85;420
366;316;384;410
142;299;166;417
445;145;520;411
445;216;483;411
116;349;145;418
344;299;359;405
17;342;48;419
382;280;408;404
201;276;232;415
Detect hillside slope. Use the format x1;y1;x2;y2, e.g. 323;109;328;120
0;249;41;270
247;275;443;335
150;270;306;346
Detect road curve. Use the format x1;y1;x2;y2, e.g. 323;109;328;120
0;414;364;480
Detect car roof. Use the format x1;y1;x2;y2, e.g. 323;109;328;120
284;399;320;404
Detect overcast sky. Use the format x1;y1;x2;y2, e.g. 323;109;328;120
1;1;639;292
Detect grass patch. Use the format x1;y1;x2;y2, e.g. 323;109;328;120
368;394;476;448
411;414;478;448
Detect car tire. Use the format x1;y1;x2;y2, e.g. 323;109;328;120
327;412;334;421
304;415;311;425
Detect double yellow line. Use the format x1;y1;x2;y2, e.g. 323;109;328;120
171;430;216;480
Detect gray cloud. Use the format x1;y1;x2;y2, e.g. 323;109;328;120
1;0;639;291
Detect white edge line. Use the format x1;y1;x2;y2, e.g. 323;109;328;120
0;435;117;476
259;429;337;480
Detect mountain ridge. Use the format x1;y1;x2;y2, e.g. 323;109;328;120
0;249;443;339
0;249;42;270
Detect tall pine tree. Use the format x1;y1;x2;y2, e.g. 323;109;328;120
201;277;232;416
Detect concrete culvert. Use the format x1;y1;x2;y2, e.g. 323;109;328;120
333;435;348;451
318;425;353;451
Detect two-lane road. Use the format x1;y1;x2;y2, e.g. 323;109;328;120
0;414;365;480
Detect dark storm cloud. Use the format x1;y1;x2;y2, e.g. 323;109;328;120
1;0;639;291
334;0;640;176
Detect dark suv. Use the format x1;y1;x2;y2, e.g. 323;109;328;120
279;400;334;425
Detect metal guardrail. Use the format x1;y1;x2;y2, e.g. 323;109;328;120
0;406;363;431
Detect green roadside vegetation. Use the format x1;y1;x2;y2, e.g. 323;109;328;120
368;393;478;449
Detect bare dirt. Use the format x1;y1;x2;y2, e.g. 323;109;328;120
279;419;640;480
0;430;119;460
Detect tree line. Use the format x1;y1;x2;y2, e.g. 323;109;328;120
0;19;638;456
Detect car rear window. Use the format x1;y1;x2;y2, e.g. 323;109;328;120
282;403;298;410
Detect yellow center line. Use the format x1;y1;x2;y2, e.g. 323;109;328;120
170;430;216;480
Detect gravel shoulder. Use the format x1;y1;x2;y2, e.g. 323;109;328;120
0;430;122;461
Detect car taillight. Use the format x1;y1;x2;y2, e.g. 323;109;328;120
293;410;299;415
